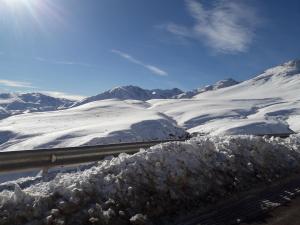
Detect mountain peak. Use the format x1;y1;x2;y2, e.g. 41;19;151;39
196;78;239;93
74;86;183;106
251;59;300;83
282;59;300;68
260;59;300;79
0;92;75;119
212;78;239;89
175;78;239;99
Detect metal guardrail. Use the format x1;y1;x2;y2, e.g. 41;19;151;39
0;139;185;173
0;133;294;174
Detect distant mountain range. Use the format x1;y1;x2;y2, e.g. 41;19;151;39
73;86;183;106
74;78;240;105
0;93;75;119
0;78;240;119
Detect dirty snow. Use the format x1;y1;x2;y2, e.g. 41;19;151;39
1;135;300;225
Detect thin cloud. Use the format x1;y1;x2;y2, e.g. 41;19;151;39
0;79;34;88
0;79;84;101
164;0;260;54
41;91;85;101
111;49;168;76
35;57;92;67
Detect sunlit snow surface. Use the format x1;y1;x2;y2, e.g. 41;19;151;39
0;61;299;151
1;135;300;225
0;99;186;151
149;60;300;135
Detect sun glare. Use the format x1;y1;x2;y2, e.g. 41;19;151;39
0;0;66;35
2;0;32;8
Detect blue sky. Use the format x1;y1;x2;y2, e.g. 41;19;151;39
0;0;299;99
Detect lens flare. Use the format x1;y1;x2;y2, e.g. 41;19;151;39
0;0;66;36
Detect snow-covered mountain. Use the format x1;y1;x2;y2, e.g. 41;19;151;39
0;80;239;119
0;60;299;151
198;78;240;92
196;60;300;100
0;93;75;119
150;60;300;135
175;78;239;99
74;85;183;106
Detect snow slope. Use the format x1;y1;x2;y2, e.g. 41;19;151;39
149;60;300;135
0;93;75;119
0;99;187;151
1;135;300;225
196;60;300;100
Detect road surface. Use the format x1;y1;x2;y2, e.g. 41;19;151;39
172;176;300;225
241;196;300;225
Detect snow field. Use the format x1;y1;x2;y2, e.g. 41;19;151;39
0;99;187;151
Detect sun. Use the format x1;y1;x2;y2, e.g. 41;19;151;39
0;0;65;35
0;0;39;15
2;0;32;8
0;0;41;24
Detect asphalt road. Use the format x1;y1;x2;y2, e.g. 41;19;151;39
241;196;300;225
172;176;300;225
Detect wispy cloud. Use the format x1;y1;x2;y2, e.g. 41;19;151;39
164;0;260;54
41;91;85;101
35;57;92;67
0;79;85;101
0;79;34;88
111;49;168;76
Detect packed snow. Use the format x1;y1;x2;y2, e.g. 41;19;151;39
1;135;300;225
0;99;187;151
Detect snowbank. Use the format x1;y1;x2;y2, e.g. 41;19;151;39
1;135;300;225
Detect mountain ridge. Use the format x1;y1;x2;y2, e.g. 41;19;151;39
0;59;299;120
73;85;184;106
0;92;75;119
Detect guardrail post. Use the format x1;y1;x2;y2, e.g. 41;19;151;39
42;167;49;181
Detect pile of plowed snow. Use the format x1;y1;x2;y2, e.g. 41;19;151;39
1;135;300;225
